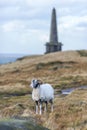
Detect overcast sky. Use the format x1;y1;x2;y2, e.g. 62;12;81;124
0;0;87;54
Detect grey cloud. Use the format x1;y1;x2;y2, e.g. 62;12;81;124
0;0;87;54
0;0;87;23
77;22;87;28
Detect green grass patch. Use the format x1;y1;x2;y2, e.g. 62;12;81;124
36;61;76;70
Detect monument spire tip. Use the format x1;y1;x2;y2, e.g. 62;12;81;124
53;7;56;11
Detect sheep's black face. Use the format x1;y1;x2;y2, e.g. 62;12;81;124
30;79;38;88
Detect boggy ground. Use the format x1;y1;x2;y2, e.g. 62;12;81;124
0;118;49;130
0;50;87;130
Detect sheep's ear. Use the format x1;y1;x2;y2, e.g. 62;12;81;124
37;79;43;84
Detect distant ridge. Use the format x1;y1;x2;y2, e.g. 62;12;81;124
0;53;28;64
0;53;28;57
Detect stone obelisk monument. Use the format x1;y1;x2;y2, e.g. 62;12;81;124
45;8;62;54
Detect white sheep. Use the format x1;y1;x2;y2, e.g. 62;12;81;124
30;79;54;115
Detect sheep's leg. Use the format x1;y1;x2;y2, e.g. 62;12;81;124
39;103;42;115
50;99;53;112
44;101;48;112
35;101;38;114
39;99;43;115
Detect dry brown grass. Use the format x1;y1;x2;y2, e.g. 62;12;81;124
0;50;87;129
44;89;87;130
